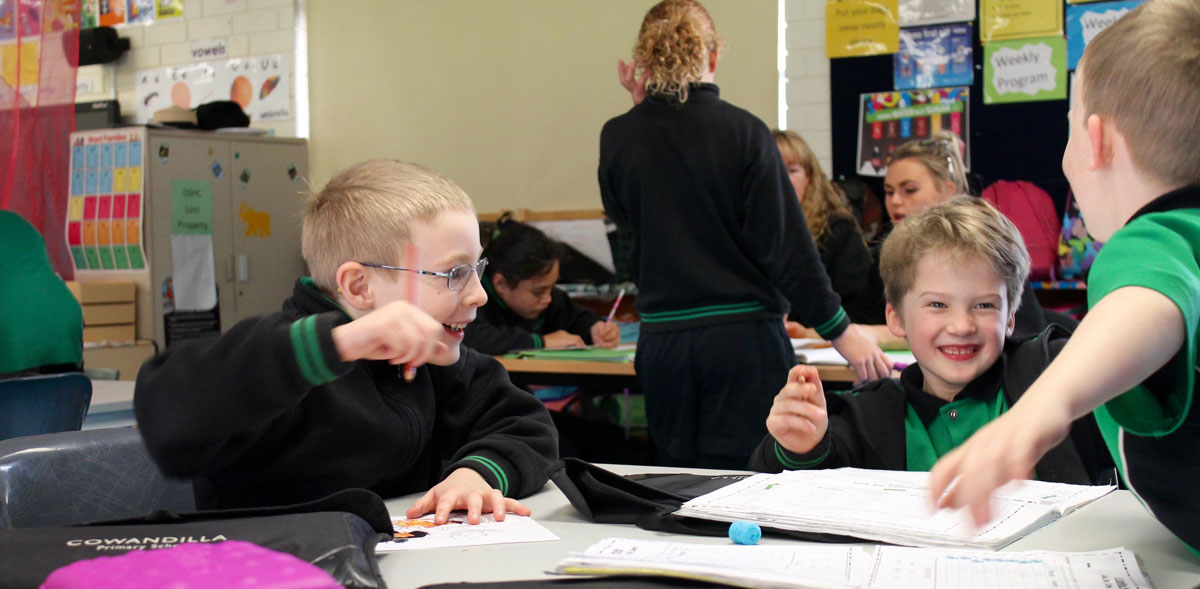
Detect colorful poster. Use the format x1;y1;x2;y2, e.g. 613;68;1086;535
894;24;973;90
826;0;899;58
136;54;291;123
856;87;970;177
984;37;1067;104
899;0;975;27
127;0;154;24
981;0;1062;43
98;0;125;26
81;0;97;28
66;128;148;272
154;0;181;19
17;0;40;35
1066;1;1142;70
0;0;15;40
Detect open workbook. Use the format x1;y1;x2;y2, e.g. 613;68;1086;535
673;468;1114;550
553;538;1151;589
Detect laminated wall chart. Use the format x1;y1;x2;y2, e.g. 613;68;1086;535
66;128;147;272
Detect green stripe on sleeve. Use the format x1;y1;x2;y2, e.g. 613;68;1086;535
463;455;509;495
290;315;337;385
775;440;828;470
813;308;849;338
290;317;320;384
300;315;338;383
531;333;543;349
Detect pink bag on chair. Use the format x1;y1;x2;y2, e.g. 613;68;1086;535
41;540;341;589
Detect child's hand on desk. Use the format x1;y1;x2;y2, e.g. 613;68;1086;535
331;301;448;366
590;321;622;348
766;365;829;455
544;330;586;349
831;324;891;384
784;320;819;340
406;467;531;525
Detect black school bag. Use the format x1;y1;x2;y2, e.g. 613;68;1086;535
548;458;861;542
0;488;393;589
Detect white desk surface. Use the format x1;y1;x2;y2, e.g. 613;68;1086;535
381;464;1200;588
85;379;136;429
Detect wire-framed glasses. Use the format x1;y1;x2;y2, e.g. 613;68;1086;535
360;258;488;291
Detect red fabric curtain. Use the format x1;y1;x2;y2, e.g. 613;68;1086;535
0;0;79;279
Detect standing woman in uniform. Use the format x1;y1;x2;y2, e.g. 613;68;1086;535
599;0;889;468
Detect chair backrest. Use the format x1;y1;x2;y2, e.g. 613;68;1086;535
0;428;196;528
0;373;93;441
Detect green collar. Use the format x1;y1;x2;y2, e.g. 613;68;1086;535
300;276;351;317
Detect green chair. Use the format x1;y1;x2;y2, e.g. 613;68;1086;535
0;211;83;376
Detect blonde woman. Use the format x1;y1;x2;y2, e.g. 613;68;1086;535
774;130;877;327
600;0;889;468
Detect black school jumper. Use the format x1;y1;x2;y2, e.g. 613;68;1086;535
462;275;602;355
599;83;849;468
135;278;559;510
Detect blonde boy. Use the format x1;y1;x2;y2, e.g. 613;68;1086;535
751;198;1110;484
136;160;558;523
930;0;1200;554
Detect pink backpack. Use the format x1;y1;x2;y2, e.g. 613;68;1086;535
981;180;1062;281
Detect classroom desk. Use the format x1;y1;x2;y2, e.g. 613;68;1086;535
83;379;136;430
495;356;860;389
381;464;1200;588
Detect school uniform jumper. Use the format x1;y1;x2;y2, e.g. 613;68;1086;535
462;275;602;355
599;83;850;468
750;331;1113;485
789;214;878;325
135;278;559;510
1084;185;1200;555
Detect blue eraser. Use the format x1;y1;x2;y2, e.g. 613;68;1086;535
728;520;761;545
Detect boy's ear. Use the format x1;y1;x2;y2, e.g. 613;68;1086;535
1005;308;1017;337
884;302;907;339
491;273;510;293
335;262;374;311
1086;113;1114;171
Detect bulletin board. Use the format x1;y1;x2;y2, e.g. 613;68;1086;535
830;23;1071;222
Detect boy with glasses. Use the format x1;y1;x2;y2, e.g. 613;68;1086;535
136;159;558;525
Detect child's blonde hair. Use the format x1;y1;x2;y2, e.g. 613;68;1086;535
301;159;475;293
880;196;1029;317
888;131;969;195
633;0;724;104
773;129;861;246
1082;0;1200;187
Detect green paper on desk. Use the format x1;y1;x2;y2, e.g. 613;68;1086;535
508;345;635;363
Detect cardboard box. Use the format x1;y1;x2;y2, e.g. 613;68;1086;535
66;280;136;304
83;324;137;344
83;340;157;381
81;302;137;326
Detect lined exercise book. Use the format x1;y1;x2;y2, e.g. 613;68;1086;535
673;468;1114;550
553;538;1151;589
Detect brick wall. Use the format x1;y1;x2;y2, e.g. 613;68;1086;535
782;0;831;174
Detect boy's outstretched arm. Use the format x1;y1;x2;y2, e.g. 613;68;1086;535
928;286;1185;525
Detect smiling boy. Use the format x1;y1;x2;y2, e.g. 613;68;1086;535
750;197;1110;483
136;160;558;523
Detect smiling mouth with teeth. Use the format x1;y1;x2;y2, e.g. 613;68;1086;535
443;323;467;333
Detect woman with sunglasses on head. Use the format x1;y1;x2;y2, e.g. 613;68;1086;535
853;131;1062;346
463;214;621;355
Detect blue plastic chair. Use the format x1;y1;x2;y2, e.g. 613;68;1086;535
0;428;195;528
0;373;92;441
